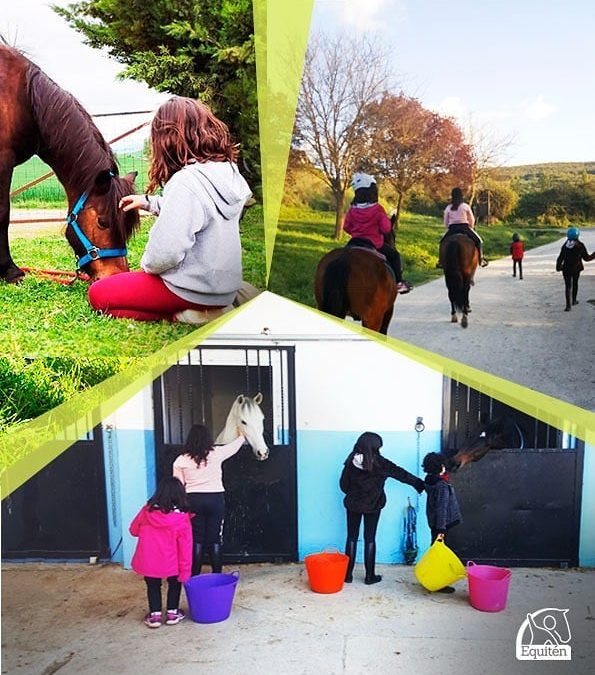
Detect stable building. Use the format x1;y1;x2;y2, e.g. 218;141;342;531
3;293;593;570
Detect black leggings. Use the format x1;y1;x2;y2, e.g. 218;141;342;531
188;492;225;545
513;260;523;278
144;576;181;613
562;270;580;307
443;224;483;253
346;509;381;544
347;238;403;282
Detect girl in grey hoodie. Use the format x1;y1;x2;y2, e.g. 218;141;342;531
88;97;253;323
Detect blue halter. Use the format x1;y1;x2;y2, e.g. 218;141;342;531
66;183;128;270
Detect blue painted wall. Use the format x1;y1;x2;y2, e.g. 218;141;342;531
297;429;441;563
102;428;156;567
579;443;595;567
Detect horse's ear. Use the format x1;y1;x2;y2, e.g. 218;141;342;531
236;394;245;405
93;169;113;196
125;171;138;184
253;393;263;405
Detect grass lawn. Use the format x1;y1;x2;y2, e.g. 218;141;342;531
1;206;265;358
268;206;568;307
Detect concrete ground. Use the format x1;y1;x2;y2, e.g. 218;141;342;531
388;231;595;411
2;562;594;675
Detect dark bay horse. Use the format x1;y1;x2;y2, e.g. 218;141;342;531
314;248;397;334
314;220;399;334
443;417;526;471
442;233;479;328
0;44;139;283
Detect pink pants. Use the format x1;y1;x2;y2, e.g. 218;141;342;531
88;271;221;322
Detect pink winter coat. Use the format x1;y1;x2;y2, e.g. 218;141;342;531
129;505;193;582
343;203;392;248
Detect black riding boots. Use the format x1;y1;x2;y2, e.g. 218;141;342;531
344;540;357;583
209;543;223;574
364;542;382;585
192;543;204;576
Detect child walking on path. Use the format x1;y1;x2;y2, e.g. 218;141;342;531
129;477;193;628
340;432;424;585
422;452;462;594
556;227;595;311
89;96;253;324
343;173;412;294
510;233;524;279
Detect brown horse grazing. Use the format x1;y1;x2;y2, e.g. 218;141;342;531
442;233;479;328
314;247;397;334
0;44;139;283
443;417;526;471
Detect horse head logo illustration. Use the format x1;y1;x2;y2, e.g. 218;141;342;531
516;608;572;661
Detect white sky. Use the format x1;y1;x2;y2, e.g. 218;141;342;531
313;0;595;166
1;0;169;149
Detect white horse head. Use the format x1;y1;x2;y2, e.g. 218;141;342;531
216;393;269;461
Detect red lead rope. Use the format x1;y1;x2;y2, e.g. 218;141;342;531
20;267;90;285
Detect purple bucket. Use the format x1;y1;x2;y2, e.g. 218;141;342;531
184;571;239;624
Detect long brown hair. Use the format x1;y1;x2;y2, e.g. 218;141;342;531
147;97;239;191
182;424;215;468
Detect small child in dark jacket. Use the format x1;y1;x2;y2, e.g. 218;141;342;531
422;452;462;594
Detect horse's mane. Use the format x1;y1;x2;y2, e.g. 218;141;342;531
22;50;138;243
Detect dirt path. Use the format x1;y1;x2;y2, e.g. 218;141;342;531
388;231;595;411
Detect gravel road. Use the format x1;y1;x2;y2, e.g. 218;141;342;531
389;230;595;411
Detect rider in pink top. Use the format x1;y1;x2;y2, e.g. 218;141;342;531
440;187;488;267
343;173;411;293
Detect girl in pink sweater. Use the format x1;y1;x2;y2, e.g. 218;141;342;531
129;477;193;628
173;424;245;576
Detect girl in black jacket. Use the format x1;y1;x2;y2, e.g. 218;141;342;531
339;432;424;584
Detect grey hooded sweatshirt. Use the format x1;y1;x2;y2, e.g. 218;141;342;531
141;161;252;306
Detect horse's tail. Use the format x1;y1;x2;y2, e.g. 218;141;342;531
444;239;466;312
321;253;351;317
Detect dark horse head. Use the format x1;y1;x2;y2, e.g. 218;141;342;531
0;44;140;282
442;417;526;472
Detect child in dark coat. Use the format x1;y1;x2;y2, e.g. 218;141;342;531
422;452;462;593
556;227;595;311
340;431;424;584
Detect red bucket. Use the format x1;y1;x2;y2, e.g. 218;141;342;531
304;549;349;594
467;561;512;612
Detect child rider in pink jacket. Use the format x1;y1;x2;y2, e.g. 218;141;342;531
129;476;193;628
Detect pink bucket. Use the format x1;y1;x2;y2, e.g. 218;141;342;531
467;562;512;612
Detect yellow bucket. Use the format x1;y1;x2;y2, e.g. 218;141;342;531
414;540;466;591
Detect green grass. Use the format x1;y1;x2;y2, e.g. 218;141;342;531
1;206;265;358
0;357;133;434
268;206;569;306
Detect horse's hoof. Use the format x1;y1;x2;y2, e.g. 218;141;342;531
461;315;468;328
451;314;458;323
2;268;25;284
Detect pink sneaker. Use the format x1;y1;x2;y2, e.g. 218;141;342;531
144;611;162;628
165;609;186;625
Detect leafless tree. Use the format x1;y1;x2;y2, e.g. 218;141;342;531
465;121;516;207
294;33;392;238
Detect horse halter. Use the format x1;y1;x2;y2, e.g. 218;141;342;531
66;186;128;270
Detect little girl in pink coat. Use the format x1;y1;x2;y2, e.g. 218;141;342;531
129;476;193;628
